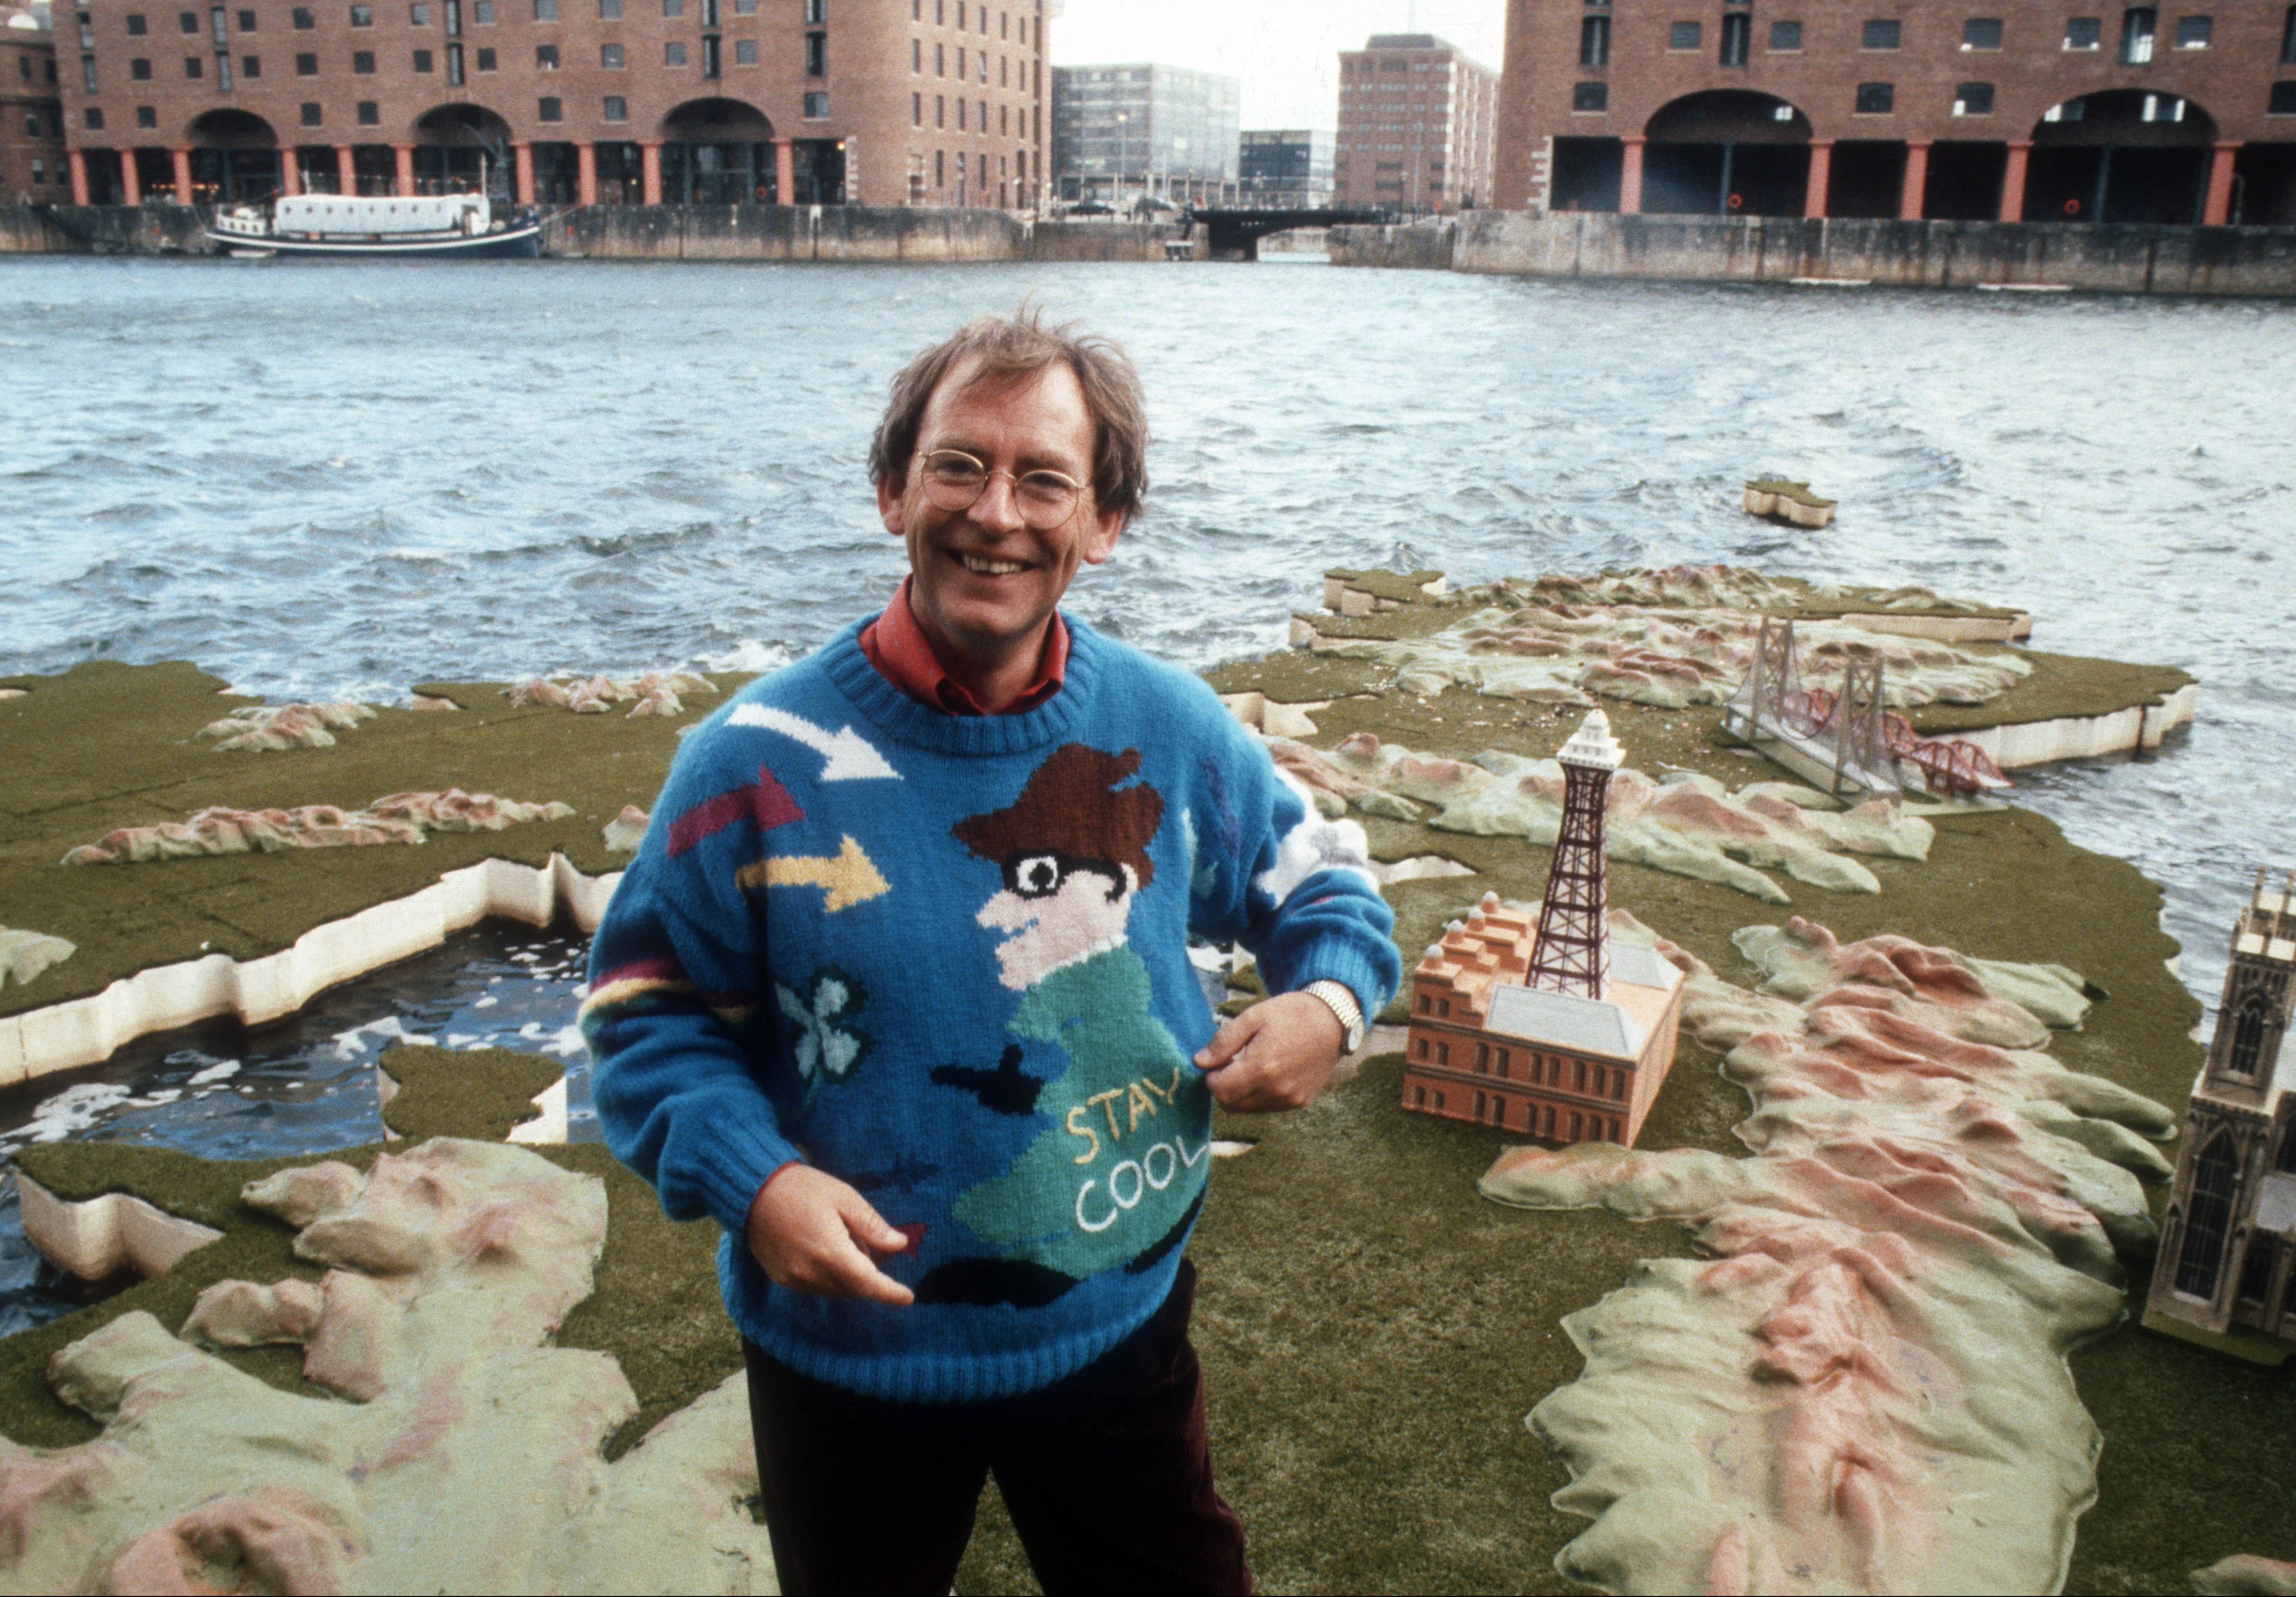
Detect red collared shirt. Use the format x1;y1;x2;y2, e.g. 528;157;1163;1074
858;576;1069;716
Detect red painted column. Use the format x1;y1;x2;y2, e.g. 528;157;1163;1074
2203;141;2239;225
335;144;356;194
171;147;194;203
1899;139;1930;221
1804;140;1832;218
66;149;89;205
119;149;142;204
576;140;597;205
279;146;301;197
639;138;662;204
774;136;794;205
1619;136;1644;215
1999;140;2031;221
393;143;415;196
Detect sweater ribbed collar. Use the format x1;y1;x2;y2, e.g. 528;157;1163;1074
820;613;1103;758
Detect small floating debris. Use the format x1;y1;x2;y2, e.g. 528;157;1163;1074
1788;276;1871;287
1742;477;1836;529
1975;282;2072;292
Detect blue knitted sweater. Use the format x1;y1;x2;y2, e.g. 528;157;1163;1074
581;617;1400;1403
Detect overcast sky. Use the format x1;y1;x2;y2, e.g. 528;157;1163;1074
1047;0;1509;130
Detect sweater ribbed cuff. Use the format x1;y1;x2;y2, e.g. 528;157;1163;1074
688;1116;804;1241
1283;942;1399;1027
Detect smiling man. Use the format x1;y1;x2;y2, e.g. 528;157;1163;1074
582;313;1400;1596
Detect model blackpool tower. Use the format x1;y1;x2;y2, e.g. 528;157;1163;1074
1528;708;1625;997
1399;707;1684;1146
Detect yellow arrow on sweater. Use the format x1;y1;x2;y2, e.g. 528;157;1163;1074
735;836;890;913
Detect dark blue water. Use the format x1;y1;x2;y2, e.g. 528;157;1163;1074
2;254;2291;1325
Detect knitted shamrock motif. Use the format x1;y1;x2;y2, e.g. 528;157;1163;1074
775;969;868;1100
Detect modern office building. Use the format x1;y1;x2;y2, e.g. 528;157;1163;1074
1493;0;2296;224
2;6;68;199
54;0;1047;209
1333;32;1500;212
1051;61;1238;205
1238;126;1331;206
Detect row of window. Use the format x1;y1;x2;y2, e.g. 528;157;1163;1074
911;38;1031;90
924;145;1028;187
909;90;1031;136
909;0;1027;44
18;51;60;81
1408;1083;1623;1143
1408;1031;1635;1101
82;88;828;129
115;0;796;28
101;34;813;83
1571;77;2296;114
1581;8;2294;66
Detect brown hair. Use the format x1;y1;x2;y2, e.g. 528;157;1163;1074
868;309;1150;527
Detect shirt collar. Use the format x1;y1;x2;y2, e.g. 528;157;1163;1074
859;575;1069;717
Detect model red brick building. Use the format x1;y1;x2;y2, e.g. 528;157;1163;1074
1493;0;2296;224
1401;709;1686;1145
55;0;1046;207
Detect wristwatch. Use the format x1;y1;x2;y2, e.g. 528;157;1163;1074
1301;979;1367;1054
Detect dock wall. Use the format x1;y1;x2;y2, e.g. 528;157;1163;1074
0;203;1200;264
1333;211;2296;296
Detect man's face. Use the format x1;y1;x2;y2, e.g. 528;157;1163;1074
877;355;1125;663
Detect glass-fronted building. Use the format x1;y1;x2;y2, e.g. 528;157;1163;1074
1239;127;1333;207
1052;61;1238;205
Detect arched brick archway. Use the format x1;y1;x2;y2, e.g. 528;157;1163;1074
2023;90;2220;223
1640;91;1813;218
413;103;516;199
187;108;281;204
659;97;779;204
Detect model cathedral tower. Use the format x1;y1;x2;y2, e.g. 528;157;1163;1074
2145;868;2296;1359
1400;709;1685;1145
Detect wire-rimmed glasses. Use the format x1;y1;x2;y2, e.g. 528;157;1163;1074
917;449;1085;530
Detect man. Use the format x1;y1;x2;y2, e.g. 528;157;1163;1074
582;313;1400;1595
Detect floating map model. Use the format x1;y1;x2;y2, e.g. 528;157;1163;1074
1743;477;1837;528
1480;916;2175;1595
2144;869;2296;1363
1402;710;1685;1145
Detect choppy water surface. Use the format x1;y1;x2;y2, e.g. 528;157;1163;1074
2;254;2292;1131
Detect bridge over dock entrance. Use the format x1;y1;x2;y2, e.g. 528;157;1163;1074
1189;207;1390;261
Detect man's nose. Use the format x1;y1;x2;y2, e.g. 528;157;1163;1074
968;471;1027;534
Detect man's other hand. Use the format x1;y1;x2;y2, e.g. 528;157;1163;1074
744;1165;916;1306
1192;991;1347;1114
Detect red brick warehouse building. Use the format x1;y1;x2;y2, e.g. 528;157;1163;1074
2;7;68;201
54;0;1046;207
1493;0;2296;225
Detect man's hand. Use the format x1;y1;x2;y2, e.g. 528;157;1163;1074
1192;990;1347;1114
744;1164;916;1306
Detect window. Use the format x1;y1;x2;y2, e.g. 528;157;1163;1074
663;41;683;62
2286;4;2296;62
538;94;561;119
408;46;428;66
598;0;618;12
2176;1133;2239;1297
476;43;495;65
734;37;755;61
2238;1243;2274;1304
934;148;944;185
295;49;317;70
1769;19;1802;48
1963;16;2003;46
956;44;965;74
701;32;718;73
293;5;314;23
1720;10;1750;62
956;97;965;128
603;93;625;118
352;47;373;67
535;41;556;64
934;92;943;125
351;2;372;20
2230;994;2270;1074
2066;14;2101;45
241;51;259;72
1856;80;1894;112
1956;80;1994;113
805;0;823;18
1579;14;1609;64
806;29;825;73
599;40;620;63
2175;14;2211;46
185;52;203;73
735;0;755;11
181;8;199;28
1572;80;1607;110
662;0;681;12
2275;81;2296;113
238;7;256;26
472;0;492;19
137;103;159;125
912;38;920;70
1863;18;1902;46
2120;6;2155;60
128;11;150;31
300;99;321;123
912;89;920;124
131;55;153;77
85;105;106;128
356;97;378;121
1668;20;1700;48
447;38;461;76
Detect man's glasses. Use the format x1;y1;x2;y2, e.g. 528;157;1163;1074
917;449;1085;531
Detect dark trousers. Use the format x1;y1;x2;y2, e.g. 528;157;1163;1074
742;1260;1251;1596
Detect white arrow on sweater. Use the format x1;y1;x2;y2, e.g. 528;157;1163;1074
728;704;901;782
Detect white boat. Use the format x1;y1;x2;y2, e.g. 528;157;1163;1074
206;193;543;259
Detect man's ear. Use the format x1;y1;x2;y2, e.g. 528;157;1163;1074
877;472;908;538
1079;503;1125;567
